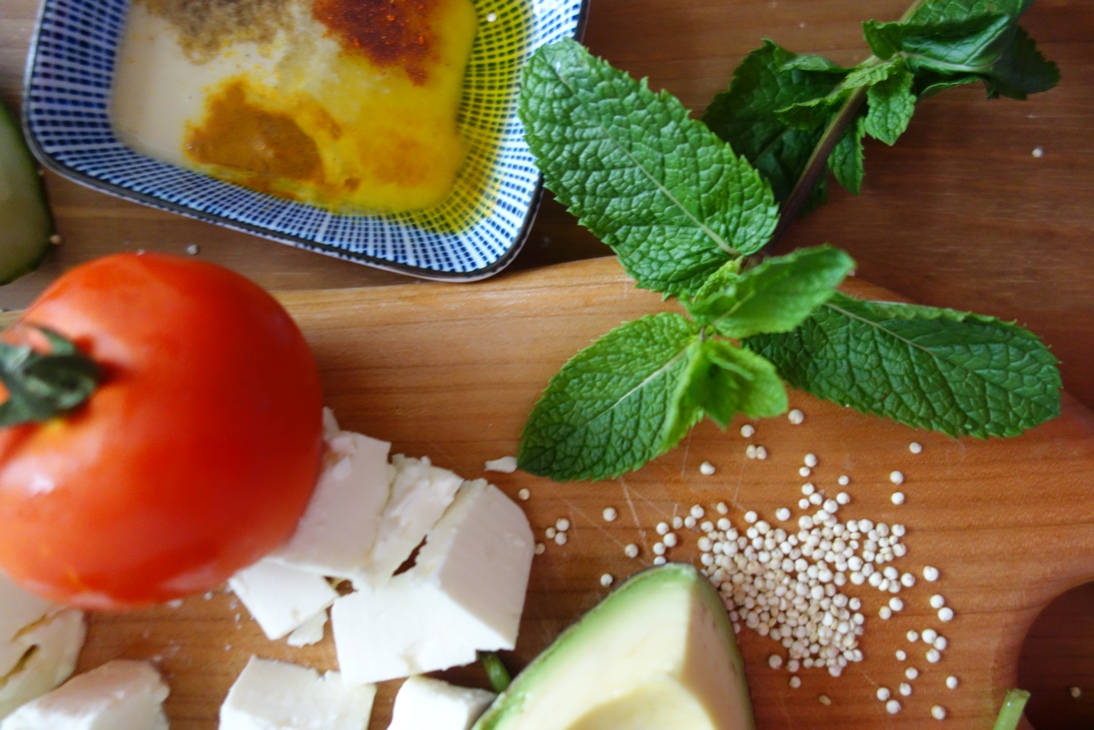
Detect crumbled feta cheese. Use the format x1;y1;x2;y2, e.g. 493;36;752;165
1;659;167;730
228;559;337;640
483;456;518;473
0;609;86;719
219;657;374;730
387;676;494;730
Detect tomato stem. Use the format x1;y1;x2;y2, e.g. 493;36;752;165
0;325;101;427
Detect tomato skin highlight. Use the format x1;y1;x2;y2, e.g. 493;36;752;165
0;253;324;609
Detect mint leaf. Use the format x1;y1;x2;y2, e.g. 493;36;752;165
518;313;700;481
828;116;865;194
702;41;848;207
864;63;917;145
747;293;1061;437
665;340;787;445
691;245;855;338
519;39;779;297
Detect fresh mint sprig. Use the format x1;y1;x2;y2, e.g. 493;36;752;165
516;0;1061;481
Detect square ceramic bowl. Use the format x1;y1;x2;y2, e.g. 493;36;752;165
22;0;588;280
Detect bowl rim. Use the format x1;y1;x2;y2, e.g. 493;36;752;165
20;0;591;282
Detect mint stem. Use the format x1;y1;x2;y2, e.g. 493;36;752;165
992;689;1031;730
479;651;512;693
767;0;928;249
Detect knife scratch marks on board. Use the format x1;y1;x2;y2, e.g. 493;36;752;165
617;477;649;550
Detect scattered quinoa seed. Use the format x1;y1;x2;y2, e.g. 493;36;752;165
923;566;941;582
838;475;850;486
899;682;912;696
789;676;802;689
768;654;784;670
877;687;891;701
909;442;923;454
788;409;805;424
556;518;570;531
932;705;947;720
740;424;756;438
602;507;618;522
938;607;955;622
600;573;614;587
818;695;832;706
554;532;567;546
946;676;959;690
624;543;639;558
895;650;907;661
756;446;768;460
534;542;545;555
930;594;946;609
700;461;716;475
890;470;905;485
1069;686;1082;699
886;699;902;714
186;243;200;255
926;648;941;663
906;667;919;680
1032;146;1044;158
517;488;531;501
891;492;906;505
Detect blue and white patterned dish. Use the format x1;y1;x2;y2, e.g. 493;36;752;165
22;0;588;280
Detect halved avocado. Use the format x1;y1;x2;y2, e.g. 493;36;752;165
0;99;53;284
472;563;755;730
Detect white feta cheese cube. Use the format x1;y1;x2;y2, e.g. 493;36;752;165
0;574;54;644
332;480;533;685
388;676;495;730
270;429;391;579
0;609;86;719
410;479;534;649
219;656;375;730
0;659;167;730
364;455;463;583
228;559;337;640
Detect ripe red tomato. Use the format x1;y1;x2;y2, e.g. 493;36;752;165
0;253;324;609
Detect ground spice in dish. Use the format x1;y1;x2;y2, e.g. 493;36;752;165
135;0;293;62
184;80;323;189
311;0;443;84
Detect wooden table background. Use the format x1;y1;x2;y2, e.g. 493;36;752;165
2;0;1092;727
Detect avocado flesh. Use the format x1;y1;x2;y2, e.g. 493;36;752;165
0;100;53;284
473;563;755;730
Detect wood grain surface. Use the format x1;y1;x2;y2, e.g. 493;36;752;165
20;257;1088;729
1;0;1093;727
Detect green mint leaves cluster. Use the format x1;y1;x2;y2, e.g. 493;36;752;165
516;0;1062;482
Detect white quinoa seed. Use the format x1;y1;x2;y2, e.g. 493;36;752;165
744;510;758;523
789;676;802;689
545;527;556;539
938;607;955;622
799;466;812;477
656;521;670;535
653;542;666;556
517;488;531;501
899;682;912;696
554;532;567;546
690;504;706;519
756;446;768;460
818;695;832;706
877;687;891;701
906;667;919;680
1069;686;1082;699
740;424;756;438
926;648;941;663
652;556;667;566
788;409;805;424
922;629;938;644
931;705;947;720
700;461;716;475
934;636;948;651
891;492;906;505
600;573;614;587
804;453;818;467
624;543;639;558
775;507;791;521
890;470;905;485
768;654;784;670
923;565;941;581
895;650;907;661
602;507;618;522
534;542;545;555
946;676;959;690
663;532;678;548
907;630;920;642
556;518;570;531
930;594;946;609
886;699;902;714
716;502;729;515
838;475;850;486
909;441;923;454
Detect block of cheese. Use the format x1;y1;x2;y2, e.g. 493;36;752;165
0;659;168;730
271;429;392;579
388;676;495;730
0;609;86;719
364;454;464;583
0;574;54;645
228;559;338;640
285;611;327;648
332;480;534;684
219;656;375;730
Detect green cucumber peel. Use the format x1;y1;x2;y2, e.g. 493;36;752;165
516;0;1061;481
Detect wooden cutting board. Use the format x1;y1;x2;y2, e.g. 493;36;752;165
33;257;1094;727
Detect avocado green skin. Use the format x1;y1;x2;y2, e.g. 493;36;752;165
0;99;54;285
471;563;756;730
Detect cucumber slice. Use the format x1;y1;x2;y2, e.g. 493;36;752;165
0;100;53;284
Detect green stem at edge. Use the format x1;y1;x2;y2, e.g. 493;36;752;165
479;651;512;694
992;689;1031;730
767;0;930;249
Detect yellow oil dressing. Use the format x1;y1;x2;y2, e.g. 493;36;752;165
112;0;479;215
